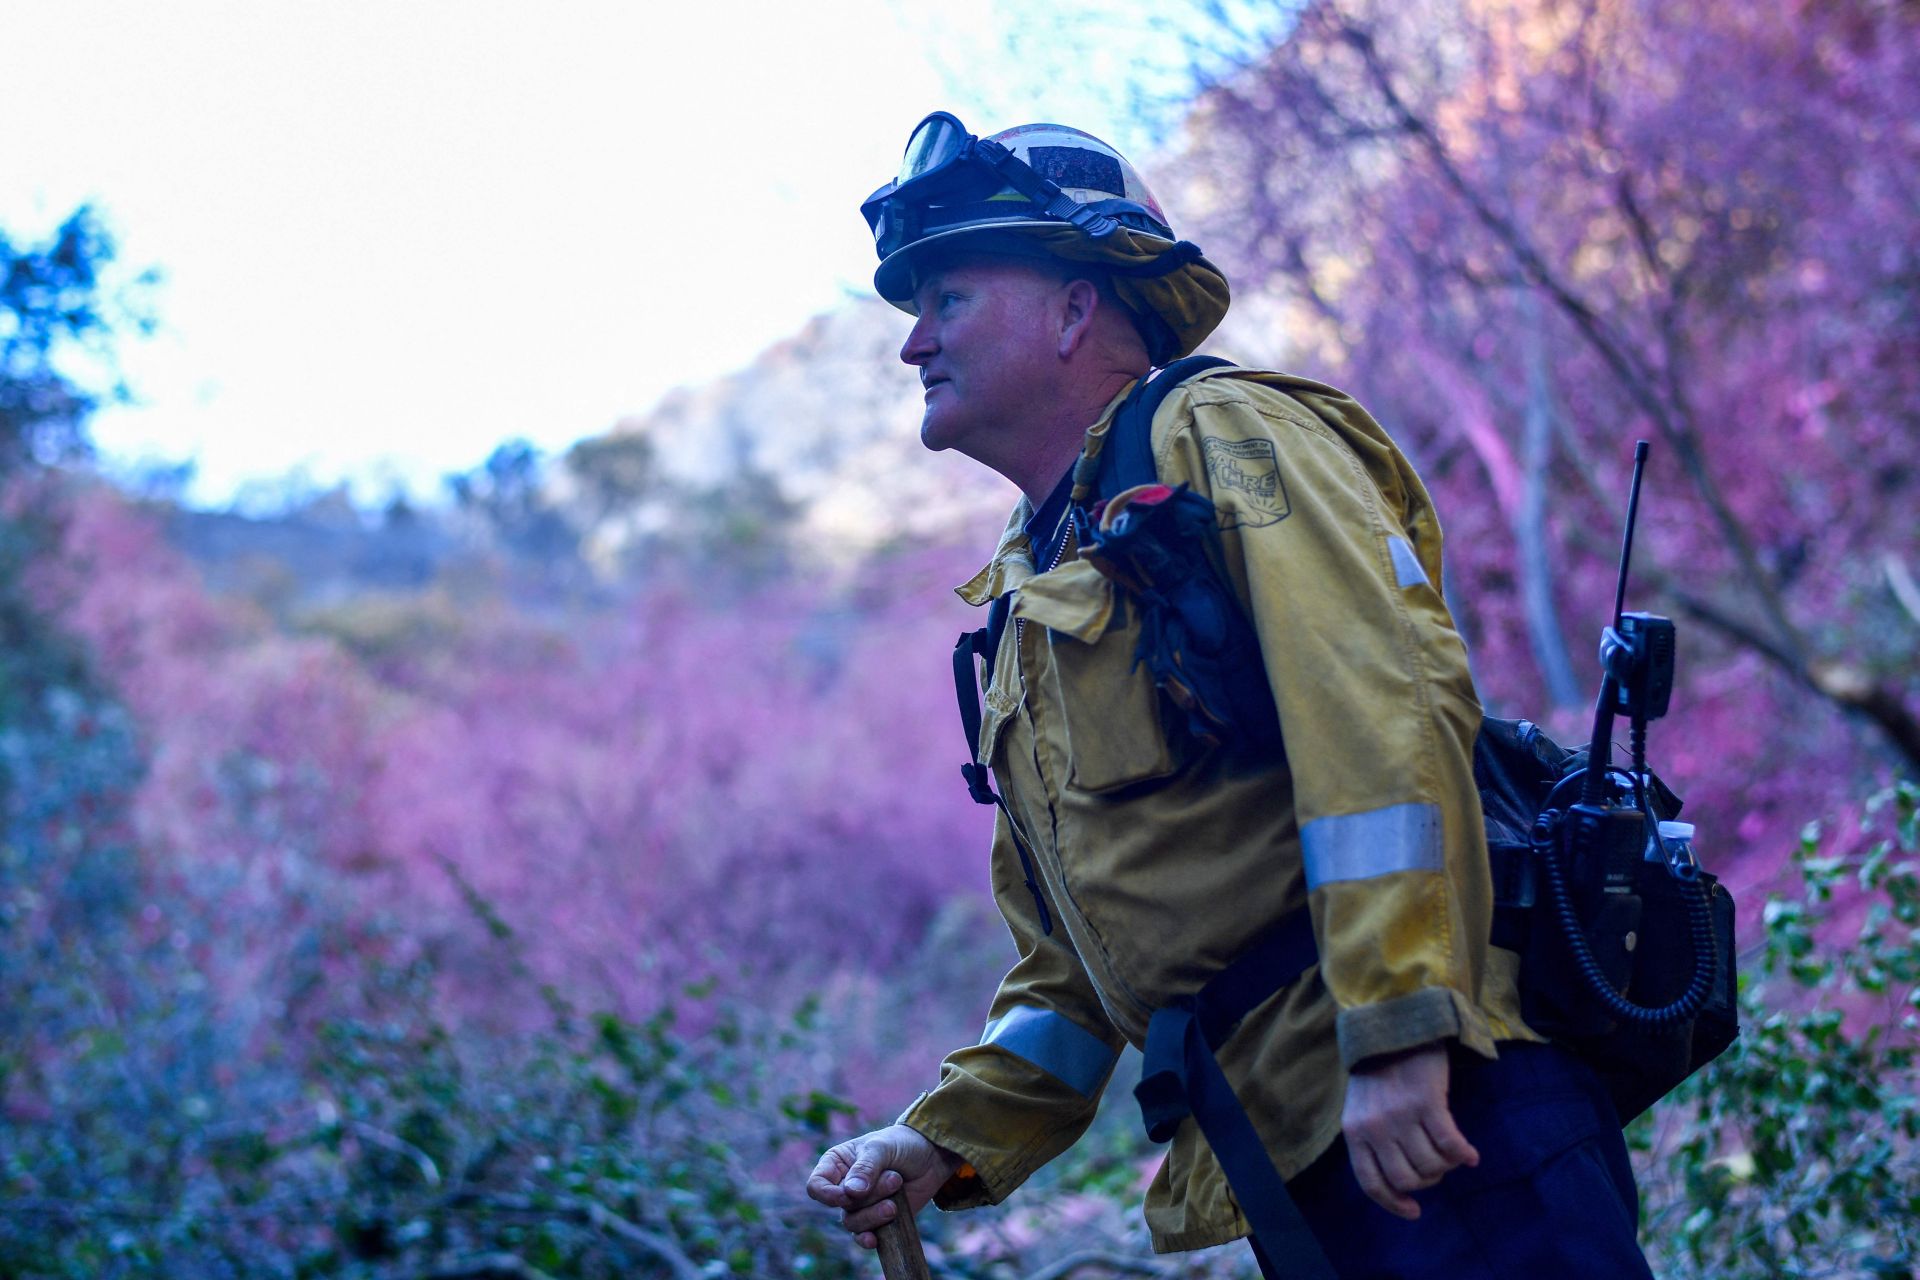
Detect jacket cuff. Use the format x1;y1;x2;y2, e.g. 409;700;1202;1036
896;1093;1006;1210
1335;987;1498;1069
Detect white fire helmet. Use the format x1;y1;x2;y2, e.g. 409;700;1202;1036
861;115;1230;365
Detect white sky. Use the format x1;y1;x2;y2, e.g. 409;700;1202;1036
1;0;1204;509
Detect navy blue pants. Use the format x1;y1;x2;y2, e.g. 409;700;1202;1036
1252;1041;1654;1280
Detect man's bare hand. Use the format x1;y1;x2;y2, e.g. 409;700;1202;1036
805;1123;961;1250
1341;1042;1480;1220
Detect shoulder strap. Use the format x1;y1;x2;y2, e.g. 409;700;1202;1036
951;613;1053;936
1093;355;1236;501
944;358;1233;936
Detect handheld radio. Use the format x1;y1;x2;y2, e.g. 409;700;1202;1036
1515;443;1737;1113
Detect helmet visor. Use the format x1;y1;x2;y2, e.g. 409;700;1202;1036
896;112;970;186
863;113;1004;259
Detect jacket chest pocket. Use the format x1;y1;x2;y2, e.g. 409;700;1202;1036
1016;561;1179;794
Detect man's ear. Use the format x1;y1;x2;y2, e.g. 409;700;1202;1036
1056;278;1101;359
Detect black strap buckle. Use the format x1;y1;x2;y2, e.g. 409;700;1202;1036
1135;926;1335;1279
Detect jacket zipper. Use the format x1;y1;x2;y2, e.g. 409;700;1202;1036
1014;518;1075;650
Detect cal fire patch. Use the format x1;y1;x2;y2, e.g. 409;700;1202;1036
1201;436;1290;528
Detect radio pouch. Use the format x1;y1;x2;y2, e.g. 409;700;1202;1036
1474;718;1739;1122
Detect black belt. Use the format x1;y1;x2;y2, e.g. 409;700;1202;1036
1134;911;1339;1279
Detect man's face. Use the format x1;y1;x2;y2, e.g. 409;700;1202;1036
898;256;1065;459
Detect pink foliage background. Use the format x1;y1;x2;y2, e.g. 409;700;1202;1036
12;0;1918;1129
1182;0;1919;933
26;482;1010;1111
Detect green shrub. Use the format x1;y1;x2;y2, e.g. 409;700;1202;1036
1637;781;1920;1279
0;916;880;1278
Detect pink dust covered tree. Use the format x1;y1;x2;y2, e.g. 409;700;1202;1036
27;481;1000;1110
1179;0;1920;891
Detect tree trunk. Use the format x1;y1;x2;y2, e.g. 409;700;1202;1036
1517;295;1584;709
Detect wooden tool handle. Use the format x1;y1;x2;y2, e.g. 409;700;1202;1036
874;1190;932;1280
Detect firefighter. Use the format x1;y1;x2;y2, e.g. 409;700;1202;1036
806;115;1653;1278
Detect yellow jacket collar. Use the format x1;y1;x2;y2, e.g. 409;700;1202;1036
953;380;1141;607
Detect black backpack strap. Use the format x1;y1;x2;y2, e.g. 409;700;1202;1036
952;627;995;803
951;595;1013;784
1075;356;1237;503
951;614;1053;936
946;359;1235;937
1135;909;1338;1280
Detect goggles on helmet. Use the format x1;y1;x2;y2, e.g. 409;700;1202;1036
861;112;1174;262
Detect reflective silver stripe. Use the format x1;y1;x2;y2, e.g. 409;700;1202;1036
1388;535;1430;589
1302;802;1444;889
980;1006;1117;1098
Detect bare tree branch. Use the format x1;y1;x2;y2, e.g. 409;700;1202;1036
0;1197;176;1223
452;1191;704;1280
1333;11;1811;670
1886;555;1920;629
411;1254;558;1280
1019;1250;1173;1280
350;1120;442;1187
1567;529;1920;767
4;1185;720;1280
1519;293;1584;707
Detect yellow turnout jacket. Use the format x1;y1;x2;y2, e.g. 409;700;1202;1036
898;367;1540;1253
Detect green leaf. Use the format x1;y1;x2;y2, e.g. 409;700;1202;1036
780;1089;858;1136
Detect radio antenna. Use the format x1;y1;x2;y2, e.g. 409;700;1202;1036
1584;440;1654;804
1612;441;1650;630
